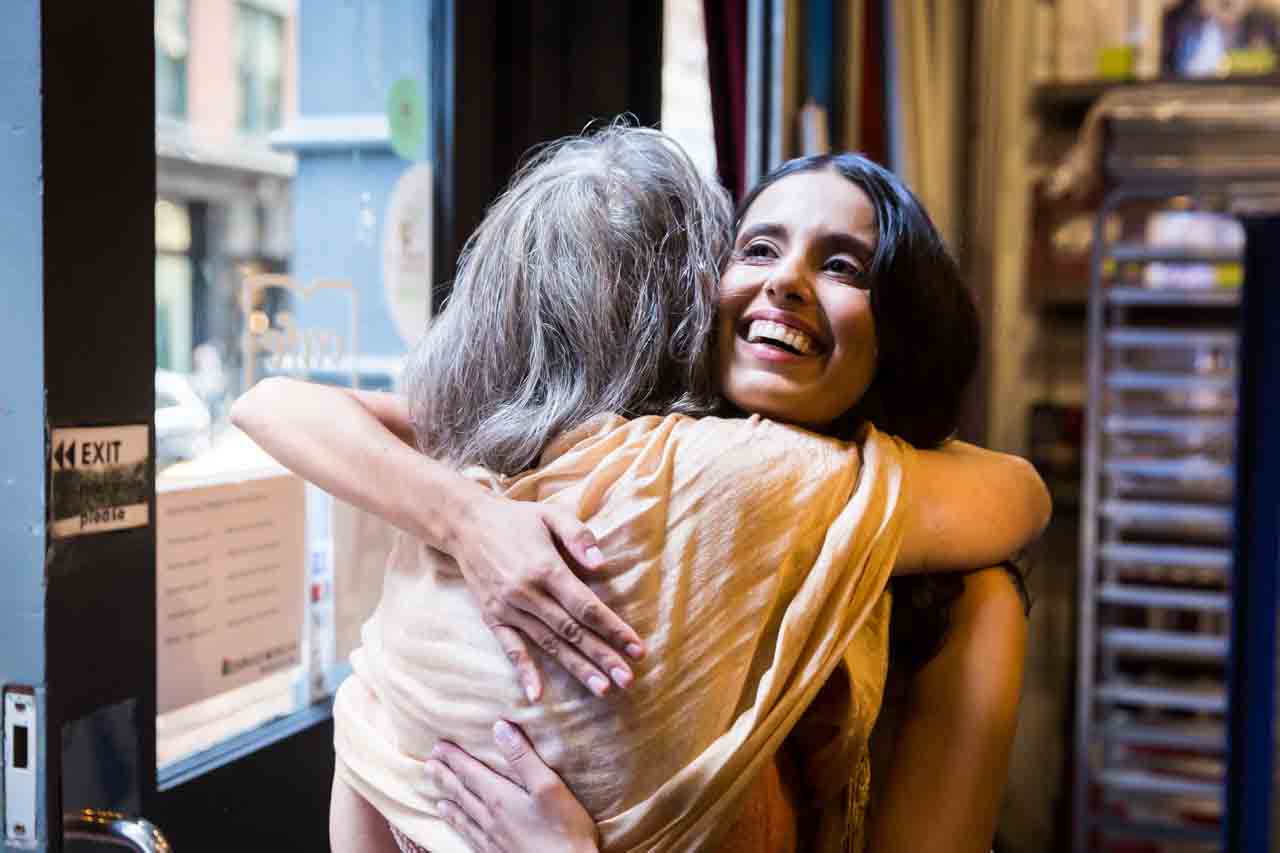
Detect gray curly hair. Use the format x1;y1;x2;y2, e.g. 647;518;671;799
404;125;732;475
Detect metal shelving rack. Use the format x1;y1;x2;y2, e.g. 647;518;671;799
1074;185;1243;853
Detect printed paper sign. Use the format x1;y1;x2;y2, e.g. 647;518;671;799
156;473;306;714
49;425;150;538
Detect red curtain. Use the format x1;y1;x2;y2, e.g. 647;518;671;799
702;0;889;195
702;0;747;200
857;0;888;165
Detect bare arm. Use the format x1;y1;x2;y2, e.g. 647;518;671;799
866;567;1029;852
895;441;1051;574
230;377;646;698
232;377;470;545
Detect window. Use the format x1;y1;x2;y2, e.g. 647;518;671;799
151;0;437;780
155;0;305;774
155;0;188;119
661;0;717;179
236;3;285;134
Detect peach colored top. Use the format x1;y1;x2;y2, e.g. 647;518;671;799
333;413;912;852
719;588;895;853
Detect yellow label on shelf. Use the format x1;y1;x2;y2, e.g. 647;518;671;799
1097;46;1135;79
1215;263;1243;289
1226;48;1276;76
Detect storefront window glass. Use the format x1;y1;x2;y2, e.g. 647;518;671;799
152;0;433;777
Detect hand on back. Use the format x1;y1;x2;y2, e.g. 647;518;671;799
426;721;598;853
449;492;647;700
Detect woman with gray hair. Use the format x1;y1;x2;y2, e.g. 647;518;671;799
235;126;1046;852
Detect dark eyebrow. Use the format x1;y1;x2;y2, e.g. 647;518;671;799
736;221;877;263
816;231;876;263
735;222;786;245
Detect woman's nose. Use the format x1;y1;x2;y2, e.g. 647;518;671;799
764;260;813;304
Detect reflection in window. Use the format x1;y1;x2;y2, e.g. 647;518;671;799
155;199;193;376
155;0;302;773
154;0;297;480
237;3;285;134
155;0;189;119
151;0;429;779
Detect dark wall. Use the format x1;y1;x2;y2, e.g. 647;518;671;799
41;4;157;846
432;0;664;304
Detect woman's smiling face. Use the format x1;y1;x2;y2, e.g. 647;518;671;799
717;169;879;431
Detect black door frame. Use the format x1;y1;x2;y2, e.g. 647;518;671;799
1223;216;1280;851
41;3;160;847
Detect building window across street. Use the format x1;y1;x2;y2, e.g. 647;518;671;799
236;2;285;134
155;0;189;120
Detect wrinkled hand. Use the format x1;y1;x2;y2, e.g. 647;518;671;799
451;492;645;701
427;721;599;853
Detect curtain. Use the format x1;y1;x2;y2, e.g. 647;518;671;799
854;0;889;166
970;0;1037;452
703;0;748;199
705;0;887;192
887;0;962;246
969;5;1059;846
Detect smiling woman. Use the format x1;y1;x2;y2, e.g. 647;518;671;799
723;153;980;451
718;169;881;430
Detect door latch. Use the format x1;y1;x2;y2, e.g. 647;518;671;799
4;685;38;844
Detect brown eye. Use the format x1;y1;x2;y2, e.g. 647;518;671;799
824;257;864;280
741;241;778;260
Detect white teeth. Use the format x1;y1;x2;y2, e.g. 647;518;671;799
746;319;818;355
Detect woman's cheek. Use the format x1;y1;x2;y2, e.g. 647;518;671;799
717;267;758;301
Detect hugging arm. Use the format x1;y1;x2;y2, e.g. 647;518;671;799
894;441;1052;575
423;567;1028;853
865;566;1028;852
230;377;645;699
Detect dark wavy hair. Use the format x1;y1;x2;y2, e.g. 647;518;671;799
737;153;1026;671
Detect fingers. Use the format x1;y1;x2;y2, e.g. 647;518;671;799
541;567;645;663
490;624;542;703
475;506;645;699
540;509;647;659
426;751;493;826
437;800;500;853
427;741;507;852
500;609;614;697
541;508;606;571
493;720;563;800
513;584;636;690
429;740;524;817
484;590;619;698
